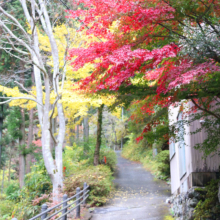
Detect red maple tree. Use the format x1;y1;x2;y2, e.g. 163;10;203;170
68;0;220;139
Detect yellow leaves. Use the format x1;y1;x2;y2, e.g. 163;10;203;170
38;32;51;52
38;23;88;76
108;20;120;34
111;107;121;118
0;85;37;109
67;63;95;80
130;75;146;85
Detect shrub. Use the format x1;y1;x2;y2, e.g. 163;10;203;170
64;143;117;174
24;160;52;197
6;183;20;201
0;198;14;219
3;160;52;219
0;200;14;219
91;148;117;171
10;198;40;220
194;179;220;219
64;165;113;206
156;150;170;177
122;140;148;161
6;183;19;195
123;140;170;180
164;216;174;220
63;145;89;177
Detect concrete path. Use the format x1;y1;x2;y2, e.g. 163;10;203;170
91;151;171;220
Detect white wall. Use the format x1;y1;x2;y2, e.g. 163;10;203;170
169;102;192;194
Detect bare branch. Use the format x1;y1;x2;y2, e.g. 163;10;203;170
0;19;32;53
35;2;49;35
1;30;30;55
0;96;43;106
191;98;220;119
0;47;30;63
14;81;37;99
0;5;31;42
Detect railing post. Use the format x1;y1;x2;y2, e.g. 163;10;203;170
41;203;48;220
76;187;81;219
62;194;68;220
83;182;87;206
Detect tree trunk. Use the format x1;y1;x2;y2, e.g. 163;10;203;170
26;71;35;173
83;116;89;154
19;154;25;189
76;124;79;143
12;0;66;200
0;114;3;169
8;144;12;183
114;132;117;151
1;166;5;194
19;109;25;188
69;128;75;146
83;116;89;141
50;117;56;153
94;104;104;166
111;119;117;151
26;108;34;173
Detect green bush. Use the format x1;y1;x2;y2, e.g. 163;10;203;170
24;160;52;197
6;183;20;201
10;197;40;220
122;139;170;180
96;148;117;171
2;160;51;219
64;165;113;206
0;198;14;219
194;179;220;219
156;150;170;177
122;140;148;161
64;142;117;174
1;142;116;218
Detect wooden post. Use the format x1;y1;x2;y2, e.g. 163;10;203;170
76;187;81;218
62;194;68;220
83;182;87;206
41;204;48;220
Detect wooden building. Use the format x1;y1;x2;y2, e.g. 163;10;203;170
169;101;220;195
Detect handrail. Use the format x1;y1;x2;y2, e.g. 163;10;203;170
12;182;90;220
43;190;89;220
29;185;90;220
55;194;89;220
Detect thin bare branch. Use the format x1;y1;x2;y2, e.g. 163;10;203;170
14;81;37;99
0;5;31;42
0;19;32;52
191;98;220;119
0;96;43;106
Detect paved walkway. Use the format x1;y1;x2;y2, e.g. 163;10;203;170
91;151;171;220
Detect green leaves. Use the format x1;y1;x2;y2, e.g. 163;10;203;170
194;179;220;219
64;165;113;206
6;107;22;140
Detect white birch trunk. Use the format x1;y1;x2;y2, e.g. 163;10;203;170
0;0;66;200
16;0;65;199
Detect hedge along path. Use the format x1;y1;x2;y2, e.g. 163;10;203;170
91;151;171;220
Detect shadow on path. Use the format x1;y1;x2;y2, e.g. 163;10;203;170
91;151;171;220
